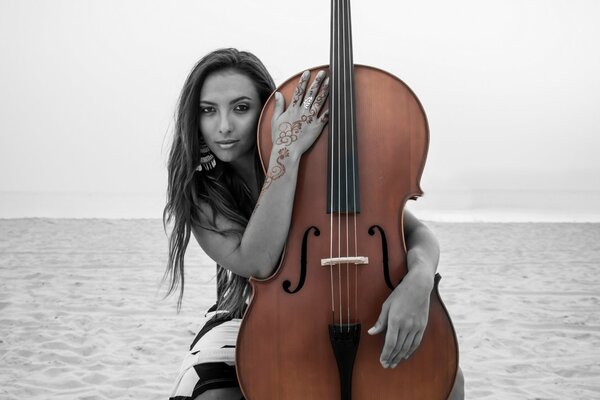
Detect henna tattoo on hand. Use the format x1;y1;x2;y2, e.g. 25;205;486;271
257;73;329;210
275;112;318;146
311;86;327;114
292;73;309;107
275;121;299;146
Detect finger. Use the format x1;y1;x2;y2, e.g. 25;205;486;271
387;349;404;369
406;329;425;359
386;327;409;366
302;70;326;111
272;92;285;122
389;330;417;368
319;110;330;125
398;328;417;359
292;70;311;108
380;318;401;367
310;76;330;116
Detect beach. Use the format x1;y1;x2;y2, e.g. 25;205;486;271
0;218;599;399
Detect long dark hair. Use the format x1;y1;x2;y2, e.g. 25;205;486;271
163;48;276;315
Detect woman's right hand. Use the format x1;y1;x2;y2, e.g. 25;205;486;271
271;70;330;160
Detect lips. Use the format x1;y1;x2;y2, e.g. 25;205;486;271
215;139;239;149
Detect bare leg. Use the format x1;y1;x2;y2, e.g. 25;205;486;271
192;370;462;400
193;387;243;400
448;367;465;400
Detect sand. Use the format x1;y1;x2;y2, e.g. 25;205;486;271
0;219;599;399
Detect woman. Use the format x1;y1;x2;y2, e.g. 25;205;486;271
164;48;463;400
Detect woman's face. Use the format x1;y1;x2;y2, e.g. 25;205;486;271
199;69;261;167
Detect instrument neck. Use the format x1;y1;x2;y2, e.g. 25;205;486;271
328;0;360;214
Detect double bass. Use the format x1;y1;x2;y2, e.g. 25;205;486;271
237;0;458;398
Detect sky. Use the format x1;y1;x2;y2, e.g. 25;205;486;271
1;0;599;220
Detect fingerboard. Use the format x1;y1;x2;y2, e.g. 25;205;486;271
327;0;361;214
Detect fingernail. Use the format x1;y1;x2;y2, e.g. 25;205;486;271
391;363;398;368
367;327;376;334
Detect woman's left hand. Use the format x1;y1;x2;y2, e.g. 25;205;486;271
271;70;329;160
368;269;433;368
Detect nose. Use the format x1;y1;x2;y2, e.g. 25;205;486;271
218;113;233;134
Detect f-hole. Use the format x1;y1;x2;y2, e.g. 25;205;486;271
368;225;395;291
283;226;320;294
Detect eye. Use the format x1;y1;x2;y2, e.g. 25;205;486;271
234;103;250;112
200;106;215;114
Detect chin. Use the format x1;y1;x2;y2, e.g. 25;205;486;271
215;153;235;163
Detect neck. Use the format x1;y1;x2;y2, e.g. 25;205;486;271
229;151;259;200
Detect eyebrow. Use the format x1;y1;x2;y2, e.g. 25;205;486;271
199;96;253;105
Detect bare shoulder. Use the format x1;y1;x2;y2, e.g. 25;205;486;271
190;199;248;275
191;199;243;241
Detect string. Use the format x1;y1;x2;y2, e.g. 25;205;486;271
347;0;359;327
336;0;342;328
342;0;350;331
329;0;336;323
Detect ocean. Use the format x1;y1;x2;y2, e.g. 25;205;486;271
1;190;600;222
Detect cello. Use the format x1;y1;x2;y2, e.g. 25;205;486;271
237;0;458;398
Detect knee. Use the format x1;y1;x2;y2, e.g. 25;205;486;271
193;387;243;400
448;367;465;400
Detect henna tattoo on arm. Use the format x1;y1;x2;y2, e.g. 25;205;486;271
255;147;290;209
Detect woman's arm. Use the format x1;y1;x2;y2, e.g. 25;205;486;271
368;209;440;368
193;71;329;279
404;209;440;290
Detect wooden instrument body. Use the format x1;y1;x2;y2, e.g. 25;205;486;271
236;65;458;399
